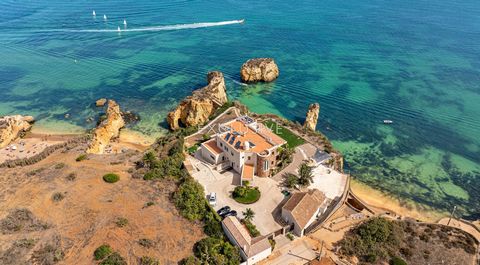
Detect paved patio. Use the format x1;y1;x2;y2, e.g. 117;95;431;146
310;165;347;200
188;155;286;235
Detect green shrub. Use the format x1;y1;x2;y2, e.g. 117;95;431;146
54;163;65;169
144;201;155;207
99;252;126;265
51;192;65;202
138;238;155;248
390;256;407;265
14;238;36;249
286;233;294;241
283;173;298;188
76;154;87;162
193;237;241;265
181;256;202;265
269;239;276;250
143;152;186;180
242;219;260;237
202;134;210;141
115;217;128;227
139;256;159;265
94;245;112;260
338;217;403;262
103;173;120;183
65;172;76;181
174;179;207;221
203;211;223;238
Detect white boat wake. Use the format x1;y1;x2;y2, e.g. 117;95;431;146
47;19;244;33
231;79;249;86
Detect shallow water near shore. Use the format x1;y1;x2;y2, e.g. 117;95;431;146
1;0;479;219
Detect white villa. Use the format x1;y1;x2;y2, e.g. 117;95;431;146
200;116;286;183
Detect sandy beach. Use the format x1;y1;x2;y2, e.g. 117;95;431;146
350;179;447;222
0;128;154;164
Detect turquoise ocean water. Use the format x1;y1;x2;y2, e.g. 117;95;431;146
1;0;479;218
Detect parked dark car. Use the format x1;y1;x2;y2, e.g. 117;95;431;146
217;206;231;217
222;210;237;218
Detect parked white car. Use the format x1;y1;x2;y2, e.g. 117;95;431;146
208;192;217;206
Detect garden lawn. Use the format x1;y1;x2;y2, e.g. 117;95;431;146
263;120;305;148
233;188;261;204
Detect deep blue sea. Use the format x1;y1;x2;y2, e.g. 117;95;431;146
1;0;479;218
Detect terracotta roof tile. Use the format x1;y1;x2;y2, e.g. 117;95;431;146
203;139;223;155
282;189;326;229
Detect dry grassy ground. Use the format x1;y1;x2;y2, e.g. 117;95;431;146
0;142;204;265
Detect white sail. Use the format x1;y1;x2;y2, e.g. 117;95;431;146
117;26;121;32
123;19;127;26
92;10;96;16
103;14;107;20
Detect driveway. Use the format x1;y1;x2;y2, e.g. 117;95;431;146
188;156;285;235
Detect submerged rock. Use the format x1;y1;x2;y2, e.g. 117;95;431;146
304;103;320;131
0;115;35;148
96;98;107;107
167;71;228;130
121;110;140;124
240;58;279;83
86;100;125;154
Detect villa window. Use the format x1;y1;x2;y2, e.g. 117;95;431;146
220;143;223;147
248;156;251;160
231;152;233;156
210;155;215;160
263;160;269;171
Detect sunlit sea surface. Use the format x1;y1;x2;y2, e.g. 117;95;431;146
1;0;479;219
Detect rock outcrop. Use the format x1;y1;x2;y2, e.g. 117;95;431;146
96;98;107;107
86;100;125;154
167;71;228;130
0;115;35;148
304;103;320;131
240;58;279;83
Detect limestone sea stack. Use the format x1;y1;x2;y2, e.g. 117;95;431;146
304;103;320;131
167;71;228;130
0;115;35;148
86;100;125;154
240;58;279;83
96;98;107;107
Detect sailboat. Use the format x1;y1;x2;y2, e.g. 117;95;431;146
123;19;127;26
117;26;121;32
103;14;107;21
92;10;96;16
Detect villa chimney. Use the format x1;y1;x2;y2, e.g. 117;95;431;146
244;141;250;150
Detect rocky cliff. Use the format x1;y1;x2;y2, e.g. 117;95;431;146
240;58;279;83
167;71;228;130
86;100;125;154
304;103;320;131
0;115;35;148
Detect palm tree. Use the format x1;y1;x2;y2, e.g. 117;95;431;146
283;172;299;188
243;208;255;221
298;163;314;187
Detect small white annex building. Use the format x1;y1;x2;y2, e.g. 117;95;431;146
281;189;328;237
222;216;272;265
